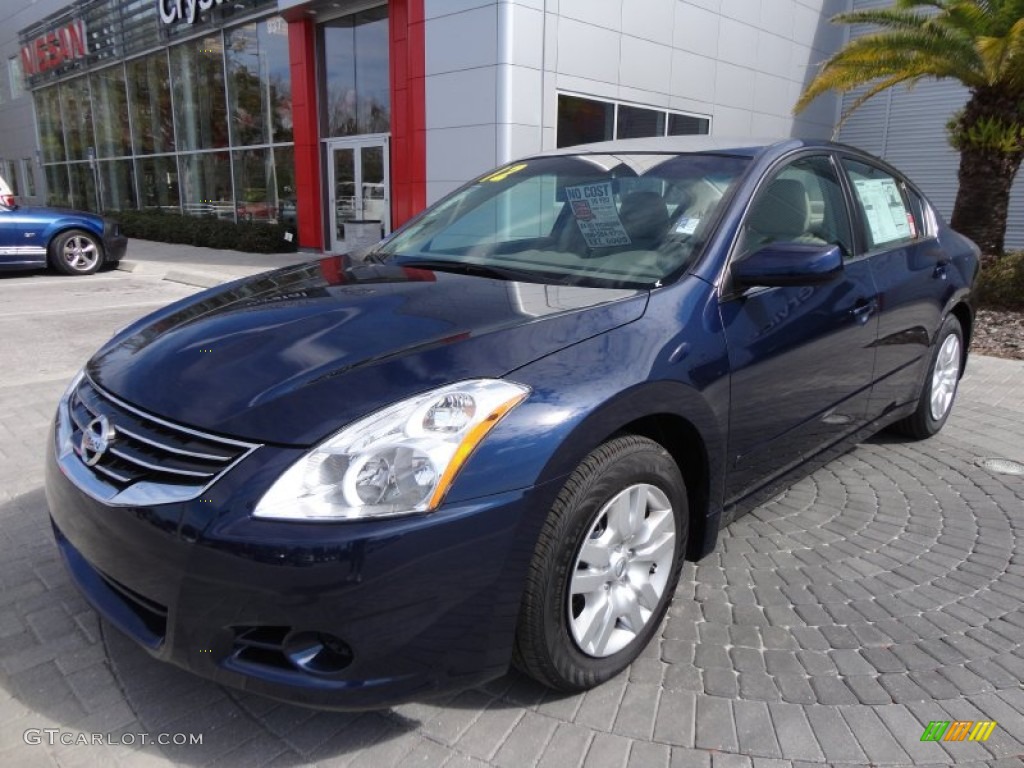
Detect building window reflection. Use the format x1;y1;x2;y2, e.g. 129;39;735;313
98;159;137;210
179;152;233;218
45;164;69;207
226;17;293;146
68;163;98;210
320;5;390;137
138;155;180;209
127;53;175;155
60;78;94;161
91;66;131;158
32;15;295;222
171;35;229;151
37;87;66;162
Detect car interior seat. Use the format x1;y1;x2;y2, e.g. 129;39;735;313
618;190;669;246
742;177;826;256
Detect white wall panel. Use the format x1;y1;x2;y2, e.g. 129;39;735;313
424;4;498;75
619;36;673;94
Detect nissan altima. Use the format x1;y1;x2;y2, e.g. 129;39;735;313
45;137;978;709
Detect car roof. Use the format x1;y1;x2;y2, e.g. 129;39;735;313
533;136;805;158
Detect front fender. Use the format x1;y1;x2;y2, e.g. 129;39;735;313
43;216;104;247
446;295;730;557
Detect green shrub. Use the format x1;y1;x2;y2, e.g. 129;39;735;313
106;209;297;254
976;251;1024;311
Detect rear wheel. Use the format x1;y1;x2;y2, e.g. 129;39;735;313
892;314;963;439
50;229;104;275
513;435;687;691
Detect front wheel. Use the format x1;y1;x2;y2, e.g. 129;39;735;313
892;314;964;439
513;435;688;691
50;229;104;275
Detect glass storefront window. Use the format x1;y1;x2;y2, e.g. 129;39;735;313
127;53;175;154
233;147;276;222
274;145;296;228
29;15;296;224
320;5;390;137
179;152;233;217
98;159;137;210
171;36;229;151
22;159;36;197
92;66;131;158
226;17;293;146
45;165;70;207
68;163;99;210
137;155;180;209
61;78;95;161
35;87;66;162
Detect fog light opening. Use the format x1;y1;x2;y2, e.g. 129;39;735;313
283;631;353;675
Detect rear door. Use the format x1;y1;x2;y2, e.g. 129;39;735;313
720;153;879;503
838;155;947;416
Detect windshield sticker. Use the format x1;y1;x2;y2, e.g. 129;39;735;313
852;178;911;243
480;163;528;183
565;182;632;248
674;217;700;235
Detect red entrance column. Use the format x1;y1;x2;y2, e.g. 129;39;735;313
288;1;425;252
287;17;323;251
389;0;426;229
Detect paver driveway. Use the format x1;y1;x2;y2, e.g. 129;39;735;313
1;269;1022;767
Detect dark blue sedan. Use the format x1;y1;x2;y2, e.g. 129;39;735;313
0;181;126;275
45;138;978;709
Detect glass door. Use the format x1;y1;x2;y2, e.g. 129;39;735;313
327;137;390;254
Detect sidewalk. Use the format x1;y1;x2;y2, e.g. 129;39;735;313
116;238;323;288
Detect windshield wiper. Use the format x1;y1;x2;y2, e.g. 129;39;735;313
398;259;560;284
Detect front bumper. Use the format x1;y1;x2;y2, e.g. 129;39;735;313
103;232;127;263
45;428;558;710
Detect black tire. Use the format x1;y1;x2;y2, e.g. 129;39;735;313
513;435;688;691
891;314;964;439
49;229;104;276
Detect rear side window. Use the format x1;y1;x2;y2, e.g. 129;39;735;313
841;158;917;250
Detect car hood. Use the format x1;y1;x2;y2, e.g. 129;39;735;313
87;257;648;445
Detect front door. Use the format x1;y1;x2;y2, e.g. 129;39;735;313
721;153;879;503
327;137;390;254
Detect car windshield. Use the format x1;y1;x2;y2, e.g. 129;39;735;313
373;153;751;288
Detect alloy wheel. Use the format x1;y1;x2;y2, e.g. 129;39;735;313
568;483;676;658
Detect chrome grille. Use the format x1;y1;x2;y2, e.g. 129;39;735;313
61;376;259;504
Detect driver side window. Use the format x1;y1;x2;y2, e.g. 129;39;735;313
737;155;854;261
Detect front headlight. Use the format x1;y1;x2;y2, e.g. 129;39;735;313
254;379;530;521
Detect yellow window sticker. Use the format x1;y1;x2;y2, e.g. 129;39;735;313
480;163;528;183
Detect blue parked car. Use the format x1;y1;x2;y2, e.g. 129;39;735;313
0;176;126;275
45;138;978;709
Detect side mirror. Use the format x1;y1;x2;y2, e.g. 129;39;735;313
732;243;843;288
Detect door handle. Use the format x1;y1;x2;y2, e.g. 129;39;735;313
933;259;950;280
850;299;878;325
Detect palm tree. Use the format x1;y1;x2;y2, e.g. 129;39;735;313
795;0;1024;255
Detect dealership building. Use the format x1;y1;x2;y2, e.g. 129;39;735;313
0;0;1020;252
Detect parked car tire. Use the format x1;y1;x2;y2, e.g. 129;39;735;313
892;314;964;439
50;229;104;276
513;435;688;691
